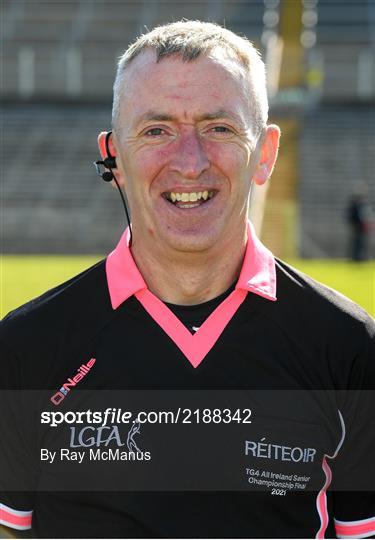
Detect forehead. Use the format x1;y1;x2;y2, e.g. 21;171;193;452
119;49;251;125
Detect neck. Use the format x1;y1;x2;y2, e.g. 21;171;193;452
130;227;247;305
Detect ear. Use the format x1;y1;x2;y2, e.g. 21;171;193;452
252;124;281;186
97;131;117;163
97;131;127;189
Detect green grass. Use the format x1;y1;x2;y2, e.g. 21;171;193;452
285;259;374;316
1;255;102;319
1;256;374;319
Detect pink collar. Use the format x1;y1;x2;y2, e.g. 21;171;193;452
106;220;276;310
106;221;276;368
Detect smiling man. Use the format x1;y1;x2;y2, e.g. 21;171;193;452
1;20;374;540
98;36;279;306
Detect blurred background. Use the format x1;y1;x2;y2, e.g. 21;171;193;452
1;0;374;318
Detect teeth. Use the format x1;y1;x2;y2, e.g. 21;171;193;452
166;191;215;203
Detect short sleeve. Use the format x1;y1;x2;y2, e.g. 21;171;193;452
330;318;375;539
0;338;35;531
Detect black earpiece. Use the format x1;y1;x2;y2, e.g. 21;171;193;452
103;131;117;171
94;131;117;182
93;131;133;246
101;170;114;183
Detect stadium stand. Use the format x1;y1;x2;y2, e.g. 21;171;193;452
2;0;266;99
299;105;375;258
2;103;126;253
297;0;375;258
306;0;375;100
1;0;270;254
316;0;374;43
1;0;374;258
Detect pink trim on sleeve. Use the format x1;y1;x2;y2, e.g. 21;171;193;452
0;503;33;531
334;516;375;539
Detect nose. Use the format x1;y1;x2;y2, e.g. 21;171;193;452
169;129;210;179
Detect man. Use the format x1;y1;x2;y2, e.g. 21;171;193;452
346;187;370;261
1;21;374;539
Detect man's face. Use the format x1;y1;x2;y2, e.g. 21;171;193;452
110;49;275;254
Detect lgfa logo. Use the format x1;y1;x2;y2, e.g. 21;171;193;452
50;358;96;406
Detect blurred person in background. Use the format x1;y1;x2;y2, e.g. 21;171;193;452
346;184;372;261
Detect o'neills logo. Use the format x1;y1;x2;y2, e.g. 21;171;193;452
50;358;96;406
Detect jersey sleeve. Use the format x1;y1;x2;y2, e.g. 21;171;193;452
0;338;35;531
330;316;375;539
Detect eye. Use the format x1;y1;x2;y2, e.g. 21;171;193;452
144;127;165;136
211;126;231;133
205;125;235;137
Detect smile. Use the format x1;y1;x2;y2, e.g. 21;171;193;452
163;190;216;208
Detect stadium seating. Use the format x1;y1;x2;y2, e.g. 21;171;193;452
1;0;266;99
1;0;269;253
3;102;374;257
1;0;374;258
308;0;375;100
299;105;375;258
2;103;126;253
316;1;374;43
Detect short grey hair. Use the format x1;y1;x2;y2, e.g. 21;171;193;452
112;20;268;136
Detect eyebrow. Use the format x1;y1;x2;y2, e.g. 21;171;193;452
136;109;244;126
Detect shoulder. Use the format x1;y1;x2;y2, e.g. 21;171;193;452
252;259;375;387
273;259;374;337
0;259;113;371
2;258;108;323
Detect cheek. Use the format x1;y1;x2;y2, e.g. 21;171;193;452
122;152;165;199
132;149;169;183
206;142;248;178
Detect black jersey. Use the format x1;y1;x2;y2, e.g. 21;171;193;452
1;222;374;538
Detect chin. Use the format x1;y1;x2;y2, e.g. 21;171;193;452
160;227;219;254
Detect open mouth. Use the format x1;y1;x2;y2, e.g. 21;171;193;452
162;190;216;209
